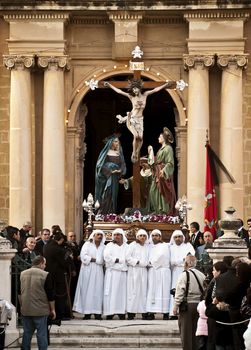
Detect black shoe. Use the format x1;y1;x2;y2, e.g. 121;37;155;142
83;314;91;320
163;313;169;320
106;315;114;320
145;313;155;320
127;313;135;320
169;315;178;320
94;314;102;320
118;314;126;320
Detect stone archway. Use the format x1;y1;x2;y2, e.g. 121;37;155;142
66;70;187;236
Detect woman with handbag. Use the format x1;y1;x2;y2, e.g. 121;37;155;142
173;255;205;350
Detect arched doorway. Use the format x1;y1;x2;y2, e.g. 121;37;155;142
81;75;177;215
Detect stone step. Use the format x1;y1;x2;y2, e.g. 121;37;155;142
46;336;181;347
45;348;181;350
22;319;182;349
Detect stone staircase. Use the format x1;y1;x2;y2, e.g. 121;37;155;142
25;316;182;349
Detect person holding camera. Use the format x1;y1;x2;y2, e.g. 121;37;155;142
173;255;205;350
43;231;74;321
19;255;55;350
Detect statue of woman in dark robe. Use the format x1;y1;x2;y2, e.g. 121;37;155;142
95;135;126;214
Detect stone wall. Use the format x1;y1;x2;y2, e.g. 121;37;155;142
0;18;10;225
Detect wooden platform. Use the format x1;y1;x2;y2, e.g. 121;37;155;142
92;221;180;242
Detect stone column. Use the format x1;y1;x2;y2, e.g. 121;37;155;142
183;55;215;226
217;55;248;218
0;238;18;345
175;125;187;198
38;56;68;232
3;55;34;227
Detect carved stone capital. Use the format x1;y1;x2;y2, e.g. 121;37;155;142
183;55;215;70
3;55;35;70
37;56;70;71
217;55;248;70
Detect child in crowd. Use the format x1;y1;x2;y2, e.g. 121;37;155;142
196;299;208;350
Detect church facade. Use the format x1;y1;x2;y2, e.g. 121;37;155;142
0;0;251;235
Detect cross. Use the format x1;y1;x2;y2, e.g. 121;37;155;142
86;46;187;209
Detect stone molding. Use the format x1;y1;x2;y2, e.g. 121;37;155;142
183;54;215;70
4;13;69;21
3;54;35;70
142;15;185;25
217;54;248;69
37;56;70;71
70;16;110;25
108;11;143;21
184;12;250;20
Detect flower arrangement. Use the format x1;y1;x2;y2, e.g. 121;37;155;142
95;210;180;224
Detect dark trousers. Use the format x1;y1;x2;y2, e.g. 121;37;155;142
196;335;208;350
178;303;199;350
0;327;5;350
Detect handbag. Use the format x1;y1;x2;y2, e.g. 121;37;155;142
179;271;189;312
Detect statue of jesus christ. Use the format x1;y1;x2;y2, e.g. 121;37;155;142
104;79;176;163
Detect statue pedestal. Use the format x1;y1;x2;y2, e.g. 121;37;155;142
0;238;19;347
207;207;248;262
93;221;180;242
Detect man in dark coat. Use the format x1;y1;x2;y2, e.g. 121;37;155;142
190;222;204;250
43;231;73;320
216;259;251;350
34;228;50;256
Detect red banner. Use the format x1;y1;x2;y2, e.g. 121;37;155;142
204;144;217;240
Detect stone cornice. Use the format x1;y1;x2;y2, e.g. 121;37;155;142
217;54;248;69
142;15;185;25
37;56;70;71
183;55;215;70
3;54;35;70
3;13;69;21
184;11;250;20
70;16;110;25
108;11;143;21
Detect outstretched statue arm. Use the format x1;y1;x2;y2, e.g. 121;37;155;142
144;81;176;96
104;81;130;98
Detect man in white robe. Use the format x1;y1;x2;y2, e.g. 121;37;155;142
169;229;195;319
146;229;171;320
73;229;105;320
103;228;128;319
126;229;149;320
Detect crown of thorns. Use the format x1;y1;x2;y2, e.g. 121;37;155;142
128;79;144;90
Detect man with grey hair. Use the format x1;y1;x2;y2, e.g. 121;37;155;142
19;221;33;245
173;255;205;350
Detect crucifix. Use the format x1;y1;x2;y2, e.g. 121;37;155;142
86;46;187;209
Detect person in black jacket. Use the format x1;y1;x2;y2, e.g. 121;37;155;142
43;231;73;320
34;228;51;256
190;222;204;250
215;259;251;350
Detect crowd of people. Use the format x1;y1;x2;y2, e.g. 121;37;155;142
2;219;251;350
